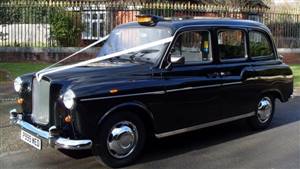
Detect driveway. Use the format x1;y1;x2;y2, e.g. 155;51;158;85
0;85;299;169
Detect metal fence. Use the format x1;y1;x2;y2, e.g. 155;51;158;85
0;1;299;48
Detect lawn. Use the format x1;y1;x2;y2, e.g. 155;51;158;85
290;64;300;87
0;62;50;81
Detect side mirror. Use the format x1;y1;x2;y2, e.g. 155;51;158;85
279;54;284;61
165;55;185;70
170;55;185;65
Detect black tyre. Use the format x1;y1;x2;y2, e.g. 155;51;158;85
248;95;275;130
93;111;146;168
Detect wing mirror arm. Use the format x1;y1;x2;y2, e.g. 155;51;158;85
166;55;185;70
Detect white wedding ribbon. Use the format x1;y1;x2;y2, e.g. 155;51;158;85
36;35;109;76
36;36;174;81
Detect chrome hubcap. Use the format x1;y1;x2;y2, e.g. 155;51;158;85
106;121;138;159
257;97;272;123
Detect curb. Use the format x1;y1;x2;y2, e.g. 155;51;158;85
293;87;300;96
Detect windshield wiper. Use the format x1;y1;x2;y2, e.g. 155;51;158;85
128;49;159;63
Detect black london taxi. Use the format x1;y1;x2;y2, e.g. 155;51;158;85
10;15;293;168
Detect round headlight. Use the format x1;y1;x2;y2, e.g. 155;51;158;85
14;77;23;92
63;89;76;109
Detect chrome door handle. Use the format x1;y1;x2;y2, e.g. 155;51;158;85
219;71;231;77
207;72;219;78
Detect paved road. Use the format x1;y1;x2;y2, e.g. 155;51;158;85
0;96;300;169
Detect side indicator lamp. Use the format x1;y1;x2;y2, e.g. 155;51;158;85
110;89;119;94
64;115;72;124
16;98;24;105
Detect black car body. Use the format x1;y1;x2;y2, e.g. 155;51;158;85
10;16;293;168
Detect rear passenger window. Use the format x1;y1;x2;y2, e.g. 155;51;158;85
249;31;274;59
171;31;212;64
218;30;246;60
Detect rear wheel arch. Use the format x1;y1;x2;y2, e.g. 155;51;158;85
261;89;284;102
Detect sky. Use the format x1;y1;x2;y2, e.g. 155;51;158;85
271;0;300;8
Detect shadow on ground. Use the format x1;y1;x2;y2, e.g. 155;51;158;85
59;97;300;167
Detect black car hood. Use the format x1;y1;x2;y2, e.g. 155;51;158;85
40;62;154;94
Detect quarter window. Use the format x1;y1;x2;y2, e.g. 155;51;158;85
170;31;212;65
218;30;246;60
249;31;274;59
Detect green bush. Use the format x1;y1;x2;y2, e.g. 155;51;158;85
49;9;83;47
249;42;272;57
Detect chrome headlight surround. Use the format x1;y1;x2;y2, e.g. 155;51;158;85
14;77;23;92
63;89;76;110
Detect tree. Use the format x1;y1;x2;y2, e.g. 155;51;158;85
49;9;83;47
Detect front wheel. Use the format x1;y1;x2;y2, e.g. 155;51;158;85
93;111;146;168
248;95;275;130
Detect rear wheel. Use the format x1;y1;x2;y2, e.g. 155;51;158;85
93;111;146;168
248;95;275;130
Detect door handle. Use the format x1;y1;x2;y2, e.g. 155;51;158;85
219;71;231;77
207;72;219;78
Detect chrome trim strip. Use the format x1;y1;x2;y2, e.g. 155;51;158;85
80;91;166;101
10;109;92;150
166;84;221;93
155;112;255;138
81;82;245;101
222;81;243;86
246;75;294;81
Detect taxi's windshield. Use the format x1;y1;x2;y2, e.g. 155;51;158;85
97;26;172;64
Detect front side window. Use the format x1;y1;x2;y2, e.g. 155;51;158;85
170;31;212;65
249;31;274;59
218;29;246;60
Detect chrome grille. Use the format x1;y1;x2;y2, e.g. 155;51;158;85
31;79;50;125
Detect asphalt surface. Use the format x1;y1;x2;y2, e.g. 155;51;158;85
0;93;299;169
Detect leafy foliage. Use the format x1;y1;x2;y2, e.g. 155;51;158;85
249;42;272;57
0;6;22;24
49;9;83;47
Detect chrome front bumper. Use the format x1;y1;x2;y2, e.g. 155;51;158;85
9;109;92;150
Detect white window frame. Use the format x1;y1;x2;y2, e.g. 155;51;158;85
82;11;107;40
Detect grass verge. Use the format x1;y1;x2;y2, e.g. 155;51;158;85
290;64;300;87
0;62;50;81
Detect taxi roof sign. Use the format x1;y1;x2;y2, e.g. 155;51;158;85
136;15;165;26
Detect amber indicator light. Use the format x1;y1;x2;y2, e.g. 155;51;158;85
137;16;152;23
64;115;72;123
16;98;24;105
110;89;119;94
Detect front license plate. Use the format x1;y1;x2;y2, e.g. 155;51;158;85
21;130;41;150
